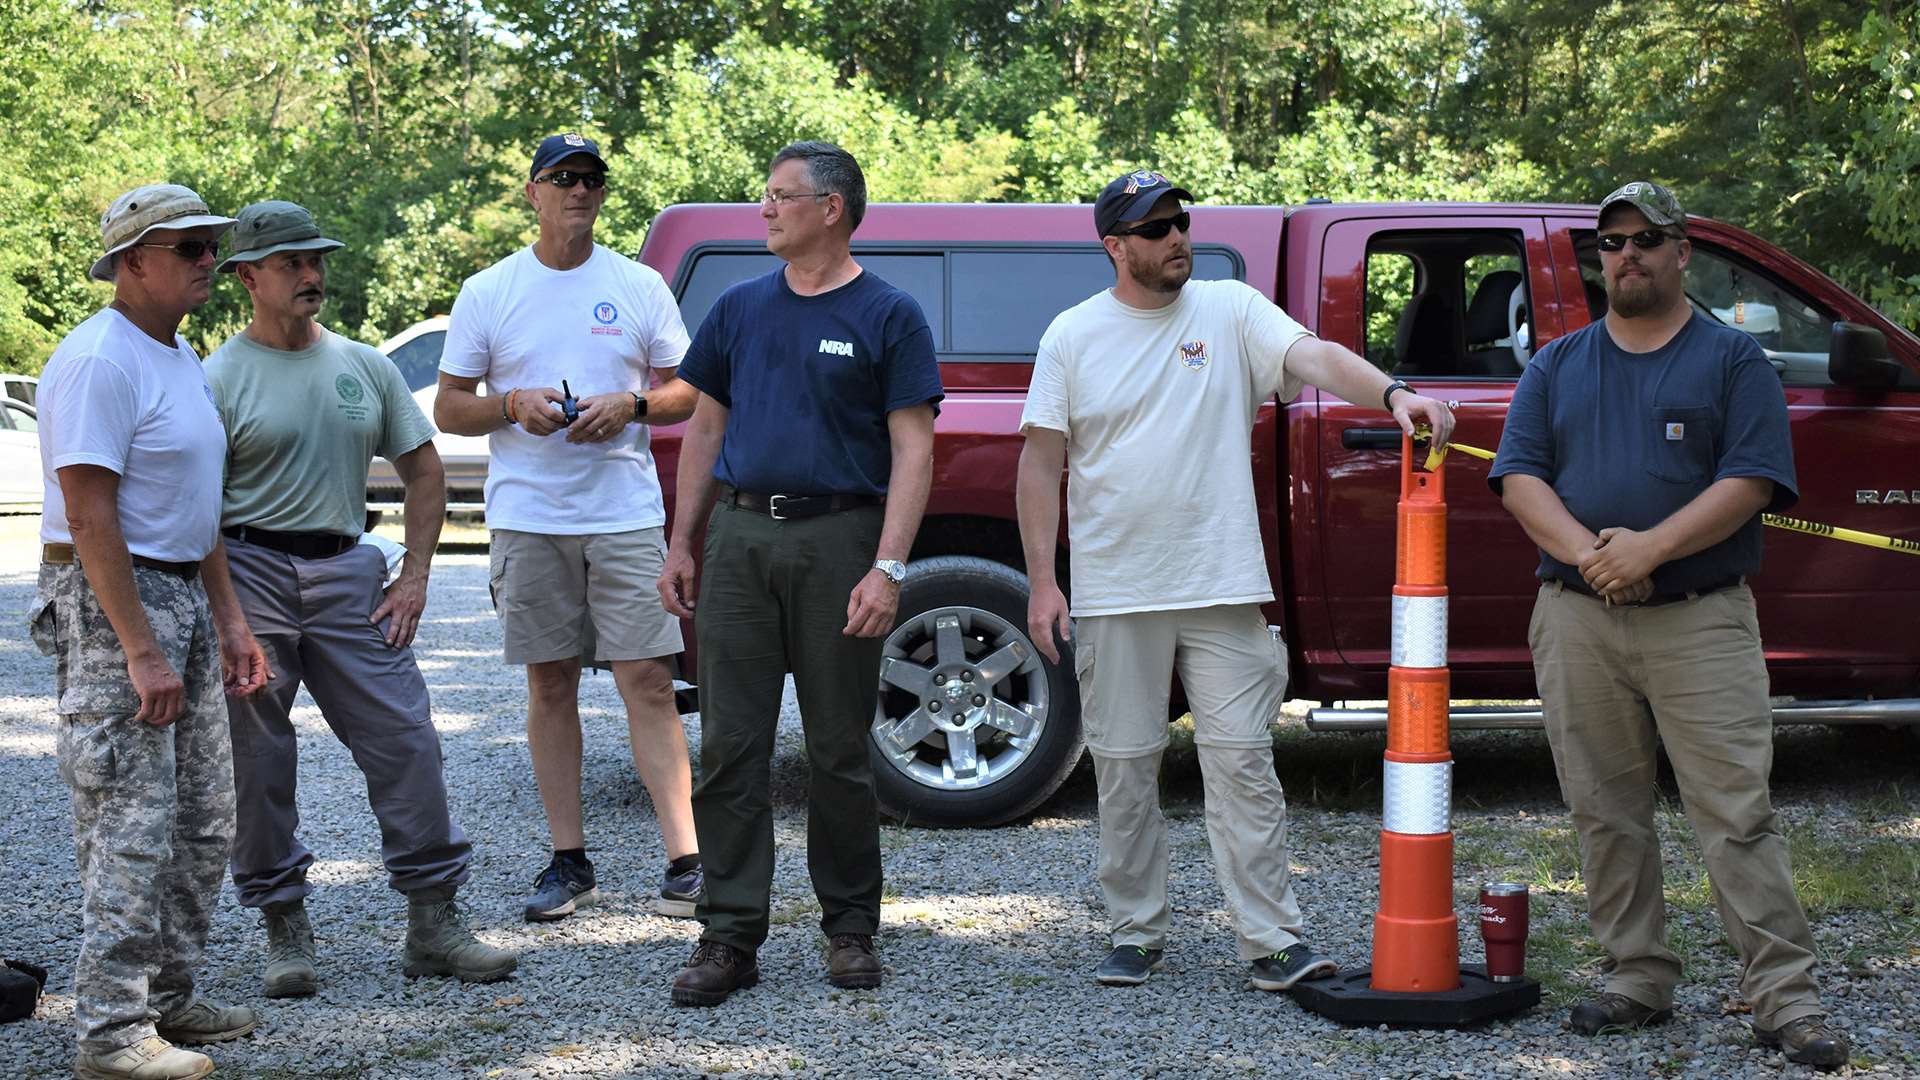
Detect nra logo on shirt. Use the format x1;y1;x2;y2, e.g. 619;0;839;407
1177;340;1209;370
819;338;855;357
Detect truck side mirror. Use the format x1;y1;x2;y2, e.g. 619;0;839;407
1828;321;1905;390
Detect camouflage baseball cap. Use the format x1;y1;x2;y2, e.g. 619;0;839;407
1599;181;1686;228
217;200;344;272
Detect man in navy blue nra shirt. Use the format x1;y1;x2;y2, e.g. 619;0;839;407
1491;181;1845;1067
659;141;941;1007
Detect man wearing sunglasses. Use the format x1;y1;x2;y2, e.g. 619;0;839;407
204;200;517;998
435;133;705;926
1017;170;1456;993
33;183;272;1080
1490;182;1845;1067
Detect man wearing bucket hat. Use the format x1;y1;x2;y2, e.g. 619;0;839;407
204;200;517;996
32;183;272;1079
1491;181;1847;1067
435;133;706;924
1016;170;1455;991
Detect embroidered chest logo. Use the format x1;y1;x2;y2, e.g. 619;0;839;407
1665;422;1685;440
335;374;364;403
1177;340;1209;370
819;338;855;357
591;301;623;336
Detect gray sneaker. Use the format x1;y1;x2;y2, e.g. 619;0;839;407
1248;944;1338;991
658;860;703;919
524;854;599;922
1095;945;1165;986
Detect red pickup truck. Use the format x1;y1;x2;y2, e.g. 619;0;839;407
635;201;1920;828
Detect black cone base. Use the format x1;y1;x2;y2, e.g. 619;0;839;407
1291;965;1540;1027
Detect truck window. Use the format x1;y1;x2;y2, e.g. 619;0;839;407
676;251;945;346
1363;230;1531;379
1571;231;1838;386
949;248;1239;356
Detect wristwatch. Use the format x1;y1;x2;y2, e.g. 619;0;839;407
872;559;907;585
630;391;649;422
1382;379;1413;411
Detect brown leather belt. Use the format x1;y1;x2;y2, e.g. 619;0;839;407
719;485;883;521
42;542;200;580
1553;575;1742;608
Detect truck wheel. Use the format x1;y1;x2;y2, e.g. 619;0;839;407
870;556;1084;828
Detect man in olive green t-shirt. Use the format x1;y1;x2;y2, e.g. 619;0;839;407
205;200;515;996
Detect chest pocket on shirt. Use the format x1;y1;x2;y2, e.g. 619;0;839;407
1646;406;1715;484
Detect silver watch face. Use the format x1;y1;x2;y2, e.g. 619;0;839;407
876;560;906;584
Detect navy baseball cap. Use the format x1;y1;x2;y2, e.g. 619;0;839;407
1094;170;1194;237
530;133;608;179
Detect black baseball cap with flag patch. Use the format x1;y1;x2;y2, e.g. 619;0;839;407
530;133;608;179
1094;170;1194;238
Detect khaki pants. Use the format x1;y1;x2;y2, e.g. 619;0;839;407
1076;604;1304;961
1530;581;1822;1028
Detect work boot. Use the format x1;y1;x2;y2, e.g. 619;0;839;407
1568;992;1672;1035
826;933;883;989
73;1036;213;1080
1755;1015;1851;1069
154;1000;257;1045
671;940;759;1007
402;884;518;983
261;898;317;998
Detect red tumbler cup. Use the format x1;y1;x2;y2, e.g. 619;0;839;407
1480;882;1529;982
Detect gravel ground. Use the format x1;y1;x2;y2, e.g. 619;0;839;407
2;549;1917;1079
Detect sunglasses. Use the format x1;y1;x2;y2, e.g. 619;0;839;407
533;170;607;190
136;238;222;261
1596;228;1682;252
1107;211;1191;241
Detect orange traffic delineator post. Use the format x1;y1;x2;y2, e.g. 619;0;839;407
1293;434;1539;1026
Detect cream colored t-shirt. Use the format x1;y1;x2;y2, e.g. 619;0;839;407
1019;278;1312;617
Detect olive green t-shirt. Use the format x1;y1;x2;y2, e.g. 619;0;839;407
206;327;435;536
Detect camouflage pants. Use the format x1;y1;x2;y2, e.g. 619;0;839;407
29;562;236;1054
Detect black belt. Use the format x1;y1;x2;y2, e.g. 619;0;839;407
719;486;882;521
223;525;357;560
42;543;200;580
1552;575;1743;608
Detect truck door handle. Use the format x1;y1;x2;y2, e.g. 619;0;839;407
1341;427;1404;450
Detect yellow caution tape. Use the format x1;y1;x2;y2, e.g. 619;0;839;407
1412;432;1920;556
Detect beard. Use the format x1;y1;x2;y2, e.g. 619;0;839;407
1605;272;1666;318
1127;247;1192;294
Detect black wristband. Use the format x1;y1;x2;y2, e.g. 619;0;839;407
631;391;648;422
1382;379;1412;411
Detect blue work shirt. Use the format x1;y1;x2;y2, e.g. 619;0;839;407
679;267;943;496
1489;312;1797;594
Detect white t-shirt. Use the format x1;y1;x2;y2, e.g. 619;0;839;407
1020;279;1312;617
39;308;228;562
440;244;690;535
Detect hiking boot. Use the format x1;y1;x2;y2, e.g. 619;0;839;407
826;933;883;990
1568;992;1672;1035
402;885;518;983
154;1000;257;1045
260;898;317;998
1095;945;1165;986
657;859;704;919
1248;943;1338;991
1755;1015;1850;1069
671;940;759;1007
524;853;598;922
73;1036;213;1080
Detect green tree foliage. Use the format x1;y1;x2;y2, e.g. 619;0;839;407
2;0;1916;373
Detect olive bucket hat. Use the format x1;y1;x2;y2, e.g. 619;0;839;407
89;183;237;282
216;200;345;273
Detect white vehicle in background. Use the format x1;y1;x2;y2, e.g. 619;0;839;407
0;395;42;510
3;373;37;408
366;316;489;521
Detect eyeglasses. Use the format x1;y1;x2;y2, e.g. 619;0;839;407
761;190;831;206
1107;212;1191;241
533;170;607;190
137;239;222;261
1596;228;1682;252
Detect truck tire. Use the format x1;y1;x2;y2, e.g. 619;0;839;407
870;556;1084;828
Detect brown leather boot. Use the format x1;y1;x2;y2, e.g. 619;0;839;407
827;933;882;989
671;940;759;1007
1755;1016;1850;1069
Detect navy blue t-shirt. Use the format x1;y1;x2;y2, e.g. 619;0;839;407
1489;312;1797;593
679;268;943;496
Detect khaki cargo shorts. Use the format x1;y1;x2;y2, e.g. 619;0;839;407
488;527;683;665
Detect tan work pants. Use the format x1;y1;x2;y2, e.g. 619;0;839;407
1076;604;1305;961
1530;581;1822;1028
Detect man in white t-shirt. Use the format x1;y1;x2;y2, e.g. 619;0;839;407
32;183;271;1080
1016;170;1456;992
436;133;703;923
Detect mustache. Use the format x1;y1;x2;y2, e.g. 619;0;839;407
296;289;325;300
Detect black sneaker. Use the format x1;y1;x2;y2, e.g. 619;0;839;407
1567;992;1672;1035
523;854;598;923
1094;945;1165;986
1248;944;1338;991
1754;1015;1850;1069
658;860;703;919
